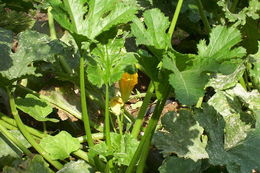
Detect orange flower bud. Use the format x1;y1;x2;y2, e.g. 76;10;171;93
119;72;138;102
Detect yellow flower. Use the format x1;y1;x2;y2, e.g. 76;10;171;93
119;72;138;102
110;97;124;116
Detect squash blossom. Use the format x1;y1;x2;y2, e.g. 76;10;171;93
119;72;138;102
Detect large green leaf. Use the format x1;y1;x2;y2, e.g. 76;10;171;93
195;104;260;173
0;28;67;85
194;25;246;72
163;52;208;105
16;94;58;123
131;8;170;50
57;160;94;173
49;0;137;40
153;110;208;161
2;155;53;173
39;131;80;160
158;156;202;173
208;91;252;149
87;38;137;87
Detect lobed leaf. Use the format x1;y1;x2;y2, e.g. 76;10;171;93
153;110;208;161
87;38;137;87
131;8;170;50
49;0;137;40
57;160;94;173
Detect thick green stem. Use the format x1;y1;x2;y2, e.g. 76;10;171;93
126;87;170;173
80;56;94;147
7;89;63;170
131;82;154;138
168;0;184;39
0;113;45;138
77;133;104;143
136;139;150;173
0;122;32;156
105;84;111;147
195;0;211;33
47;7;57;40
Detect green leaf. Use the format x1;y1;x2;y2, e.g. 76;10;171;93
39;131;80;160
49;0;137;40
207;63;245;91
131;8;170;50
163;53;208;105
249;41;260;91
153;110;208;161
158;156;202;173
217;0;260;27
195;104;260;173
2;155;53;173
0;28;66;85
194;25;246;72
87;38;137;87
16;94;58;123
89;133;139;166
57;160;94;173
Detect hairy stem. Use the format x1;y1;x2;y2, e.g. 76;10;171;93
131;82;154;138
126;87;170;173
168;0;184;39
80;56;94;147
105;84;111;147
195;0;211;33
47;6;57;40
7;89;63;170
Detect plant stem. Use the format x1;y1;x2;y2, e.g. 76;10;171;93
80;56;94;147
116;113;123;135
195;96;204;108
239;76;247;91
105;84;111;147
131;82;154;138
195;0;211;33
168;0;184;39
7;89;63;170
0;113;45;138
47;6;57;40
77;133;104;143
126;87;170;173
136;139;150;173
0;122;32;156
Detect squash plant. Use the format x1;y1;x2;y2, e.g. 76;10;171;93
0;0;260;172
